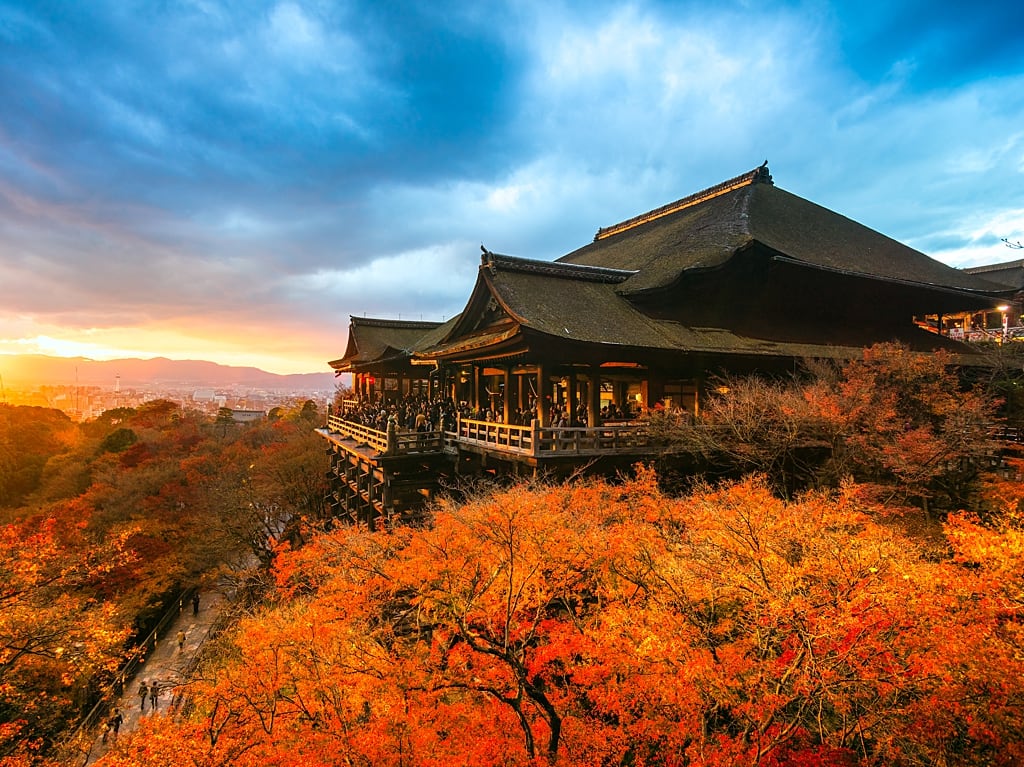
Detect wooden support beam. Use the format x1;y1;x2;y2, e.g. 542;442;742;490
537;364;549;426
504;366;512;424
568;370;577;426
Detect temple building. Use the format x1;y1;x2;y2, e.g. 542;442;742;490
321;164;1011;525
936;258;1024;342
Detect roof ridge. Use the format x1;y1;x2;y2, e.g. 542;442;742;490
349;316;443;329
964;259;1024;274
481;250;636;283
594;162;773;241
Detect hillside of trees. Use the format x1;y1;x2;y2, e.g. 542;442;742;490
6;344;1024;766
0;398;329;763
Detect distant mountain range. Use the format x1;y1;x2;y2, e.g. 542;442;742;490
0;354;339;391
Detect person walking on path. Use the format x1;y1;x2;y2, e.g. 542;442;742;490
103;708;122;742
149;681;161;712
177;630;186;652
138;681;149;712
192;592;200;615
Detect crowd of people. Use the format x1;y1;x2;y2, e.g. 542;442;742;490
334;393;640;432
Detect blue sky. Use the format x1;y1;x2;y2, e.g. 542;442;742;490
0;0;1022;373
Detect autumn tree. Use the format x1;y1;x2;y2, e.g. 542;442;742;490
0;509;133;762
652;343;1000;509
0;405;80;509
100;471;1024;767
823;343;998;509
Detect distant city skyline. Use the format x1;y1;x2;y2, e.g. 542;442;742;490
1;1;1022;373
0;351;337;389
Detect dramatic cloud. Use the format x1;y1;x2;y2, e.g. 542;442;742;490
0;0;1021;372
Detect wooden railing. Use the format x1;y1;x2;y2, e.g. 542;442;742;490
325;414;444;456
326;414;653;458
454;417;651;457
457;418;535;454
326;414;389;453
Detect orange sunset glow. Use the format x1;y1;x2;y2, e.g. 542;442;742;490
0;322;338;375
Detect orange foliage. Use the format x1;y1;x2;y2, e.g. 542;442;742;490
0;512;133;761
105;471;1024;766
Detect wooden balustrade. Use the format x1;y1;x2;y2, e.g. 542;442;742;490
326;414;443;455
326;414;389;453
326;413;651;458
455;417;650;457
323;413;651;454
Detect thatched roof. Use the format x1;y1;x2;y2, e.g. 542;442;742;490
964;258;1024;291
420;251;974;362
329;317;445;372
357;166;1010;369
558;165;1007;297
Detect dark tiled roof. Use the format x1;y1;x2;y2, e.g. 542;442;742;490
330;317;444;370
473;257;971;358
483;258;676;347
558;165;1006;296
964;259;1024;290
407;166;1006;366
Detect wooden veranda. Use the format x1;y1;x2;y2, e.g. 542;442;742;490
319;412;658;524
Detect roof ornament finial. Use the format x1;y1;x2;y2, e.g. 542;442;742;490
754;160;773;185
480;244;495;266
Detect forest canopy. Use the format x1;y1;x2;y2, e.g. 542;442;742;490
0;399;328;763
7;345;1024;767
98;470;1024;767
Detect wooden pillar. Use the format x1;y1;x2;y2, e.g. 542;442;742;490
646;374;665;411
518;373;526;417
503;366;512;425
537;364;549;426
567;370;577;426
588;365;600;426
473;365;483;413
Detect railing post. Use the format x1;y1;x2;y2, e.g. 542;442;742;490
386;417;397;455
531;418;540;457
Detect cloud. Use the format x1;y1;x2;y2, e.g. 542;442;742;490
0;0;1022;372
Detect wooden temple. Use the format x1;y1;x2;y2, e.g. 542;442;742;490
320;164;1010;525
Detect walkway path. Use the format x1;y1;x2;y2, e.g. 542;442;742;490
80;587;229;764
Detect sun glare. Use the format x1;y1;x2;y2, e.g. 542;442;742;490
0;331;329;375
0;335;142;360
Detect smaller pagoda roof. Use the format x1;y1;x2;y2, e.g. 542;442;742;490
329;316;445;373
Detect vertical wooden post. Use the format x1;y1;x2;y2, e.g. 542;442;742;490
589;364;601;427
517;373;526;418
386;417;397;455
567;370;577;426
537;364;549;426
473;365;482;413
503;366;512;424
